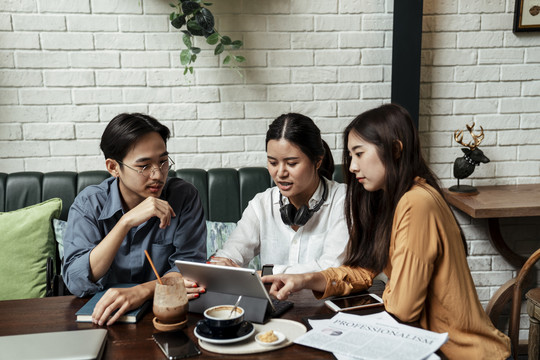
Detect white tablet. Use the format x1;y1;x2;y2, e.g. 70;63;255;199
175;260;278;323
175;260;271;301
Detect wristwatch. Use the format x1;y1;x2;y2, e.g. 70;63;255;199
261;264;274;276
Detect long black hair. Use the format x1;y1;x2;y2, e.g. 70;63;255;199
100;113;170;161
342;104;465;272
266;113;334;180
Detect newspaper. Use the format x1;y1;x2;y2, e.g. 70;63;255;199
297;312;447;360
308;312;440;360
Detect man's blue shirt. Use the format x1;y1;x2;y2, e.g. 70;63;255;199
63;176;207;297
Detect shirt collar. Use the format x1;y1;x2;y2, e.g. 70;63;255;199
98;177;125;221
276;177;328;208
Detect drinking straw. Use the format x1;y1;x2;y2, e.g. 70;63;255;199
144;250;163;285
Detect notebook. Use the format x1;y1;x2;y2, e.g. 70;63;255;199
0;329;107;360
76;283;150;323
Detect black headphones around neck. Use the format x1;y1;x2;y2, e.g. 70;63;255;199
279;178;328;226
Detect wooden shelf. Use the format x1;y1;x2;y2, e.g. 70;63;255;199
443;184;540;219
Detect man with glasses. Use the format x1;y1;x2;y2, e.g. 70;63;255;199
63;113;206;325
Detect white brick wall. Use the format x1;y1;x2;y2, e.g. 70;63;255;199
0;0;539;340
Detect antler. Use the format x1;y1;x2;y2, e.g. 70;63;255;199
454;122;485;150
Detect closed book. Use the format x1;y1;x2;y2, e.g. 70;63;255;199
76;284;151;324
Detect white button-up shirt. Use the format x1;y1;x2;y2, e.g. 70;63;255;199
216;177;349;274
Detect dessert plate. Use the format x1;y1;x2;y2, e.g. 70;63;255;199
255;330;286;346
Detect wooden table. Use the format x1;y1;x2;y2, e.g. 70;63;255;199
0;283;385;360
443;184;540;324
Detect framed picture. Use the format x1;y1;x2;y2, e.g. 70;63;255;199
514;0;540;32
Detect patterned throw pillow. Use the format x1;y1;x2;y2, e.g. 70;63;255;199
206;221;260;270
53;219;67;276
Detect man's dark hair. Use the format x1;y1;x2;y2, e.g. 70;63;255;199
100;113;170;161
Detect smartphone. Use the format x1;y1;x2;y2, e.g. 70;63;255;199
152;331;201;359
324;293;384;312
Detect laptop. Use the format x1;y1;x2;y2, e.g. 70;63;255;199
0;329;107;360
175;260;293;323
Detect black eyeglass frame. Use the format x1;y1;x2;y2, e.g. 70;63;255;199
117;156;175;178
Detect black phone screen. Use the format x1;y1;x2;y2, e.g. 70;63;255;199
152;331;201;359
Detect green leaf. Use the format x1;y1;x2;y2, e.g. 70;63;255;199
214;43;224;55
191;54;197;62
203;3;213;5
231;40;243;49
223;55;231;64
206;32;219;45
181;1;200;15
187;19;203;35
234;55;246;63
180;49;191;65
189;67;194;74
184;66;189;75
171;15;186;29
220;36;231;45
182;33;192;48
169;3;176;7
170;12;175;21
196;8;214;32
191;47;201;54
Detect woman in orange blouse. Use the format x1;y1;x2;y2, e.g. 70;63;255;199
263;104;511;359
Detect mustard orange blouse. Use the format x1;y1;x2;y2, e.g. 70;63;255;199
317;179;510;359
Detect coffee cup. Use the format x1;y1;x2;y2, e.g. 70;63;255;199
200;305;245;338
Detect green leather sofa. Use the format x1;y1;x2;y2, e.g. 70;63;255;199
0;166;344;222
0;168;272;223
0;166;345;297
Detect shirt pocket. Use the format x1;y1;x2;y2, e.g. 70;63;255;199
151;229;173;246
260;233;287;264
306;232;328;260
151;241;175;270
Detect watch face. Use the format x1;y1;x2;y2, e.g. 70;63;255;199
261;265;273;277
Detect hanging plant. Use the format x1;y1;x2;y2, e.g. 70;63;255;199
169;0;245;75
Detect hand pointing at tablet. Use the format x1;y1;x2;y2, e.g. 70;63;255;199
261;272;327;300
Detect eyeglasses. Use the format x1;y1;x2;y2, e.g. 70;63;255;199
117;156;175;178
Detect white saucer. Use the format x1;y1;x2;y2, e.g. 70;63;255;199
196;318;306;355
194;322;255;344
255;330;286;346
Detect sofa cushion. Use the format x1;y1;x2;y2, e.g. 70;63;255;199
206;220;260;270
0;198;62;300
53;219;67;272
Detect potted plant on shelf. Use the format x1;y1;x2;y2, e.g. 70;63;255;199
169;0;245;75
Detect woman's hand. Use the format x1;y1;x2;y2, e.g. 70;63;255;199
262;272;327;300
207;256;240;267
262;273;309;300
183;277;206;300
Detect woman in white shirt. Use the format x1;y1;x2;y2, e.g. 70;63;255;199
210;113;349;274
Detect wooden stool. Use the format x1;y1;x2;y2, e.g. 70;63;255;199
527;288;540;360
